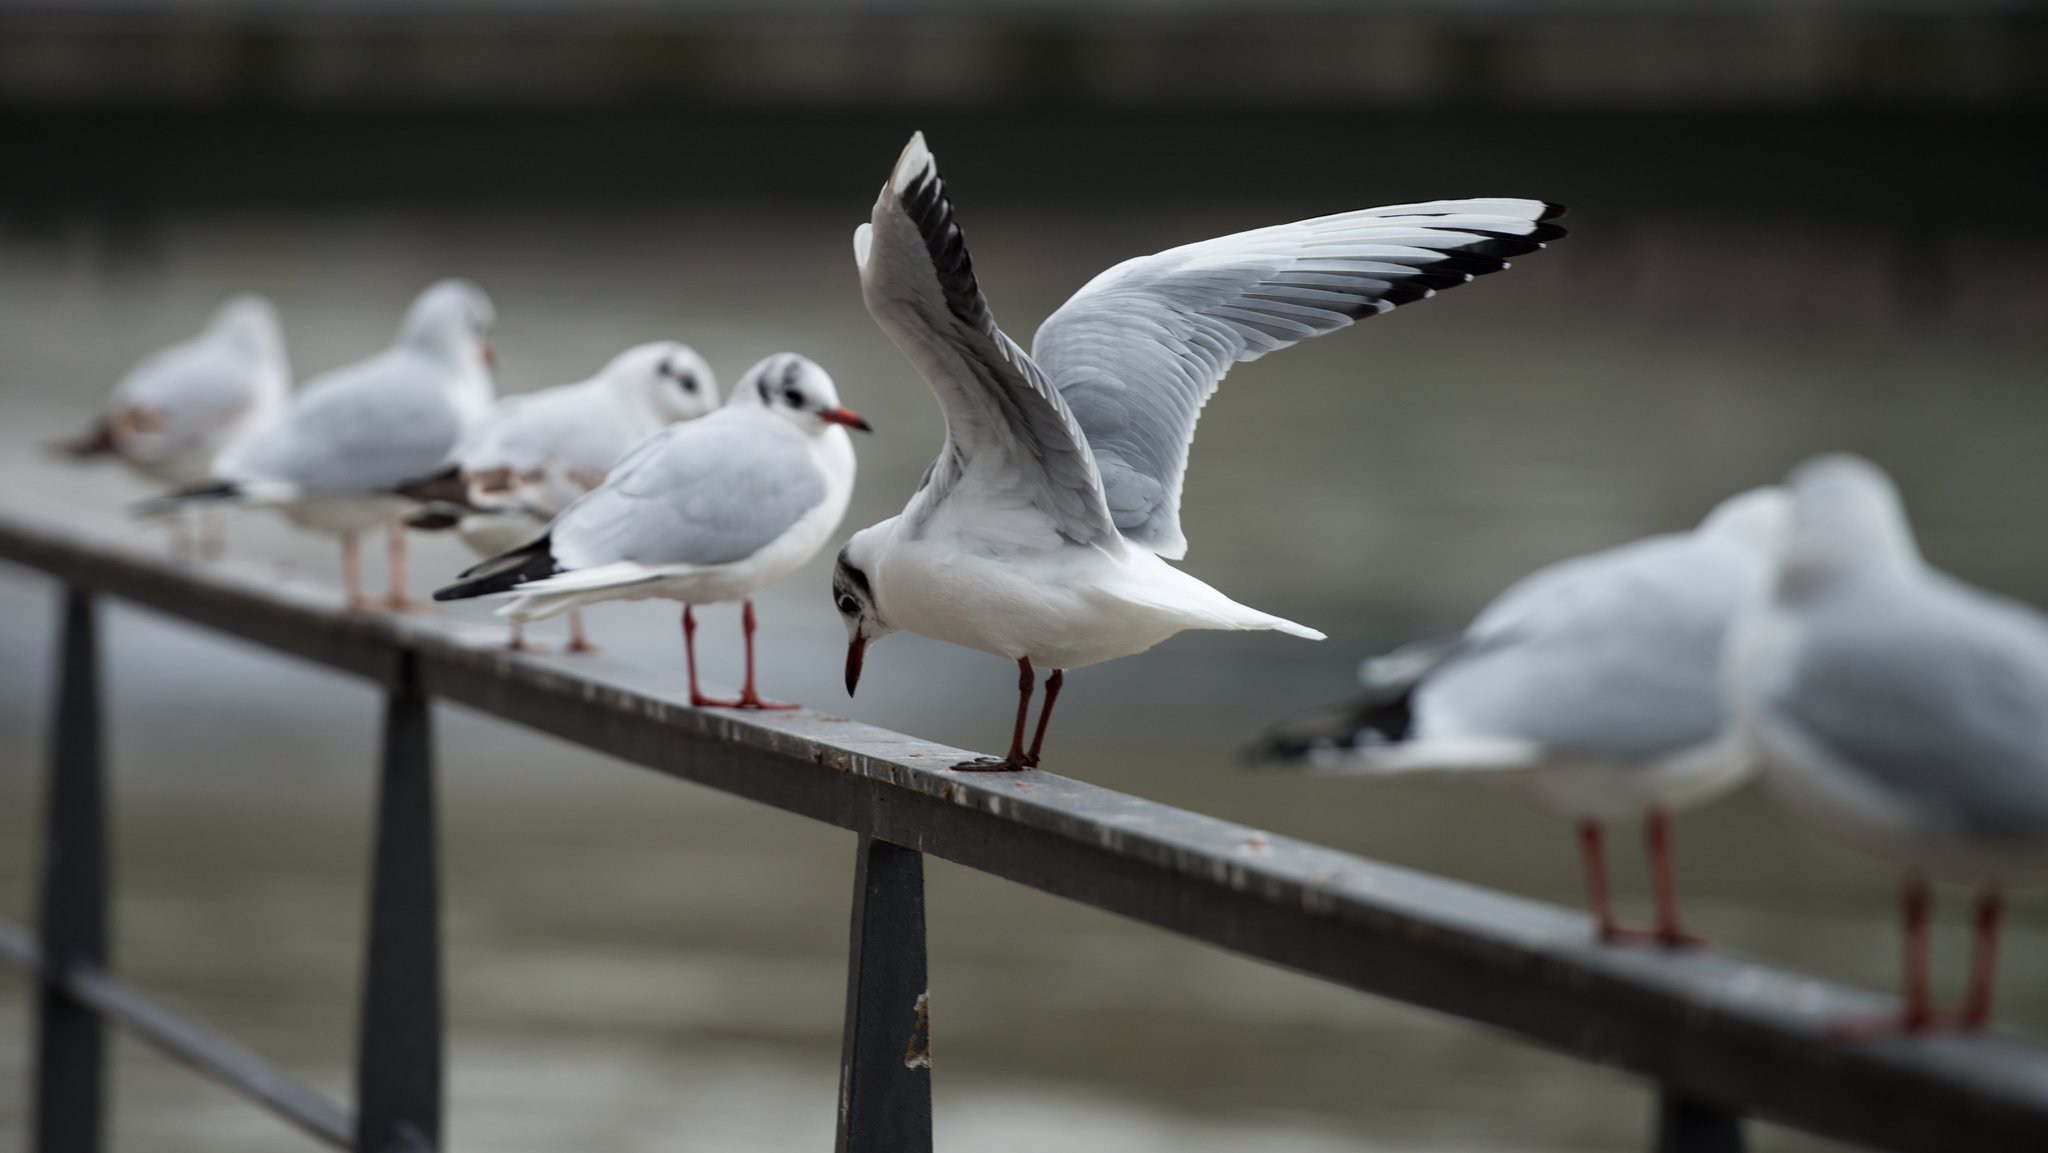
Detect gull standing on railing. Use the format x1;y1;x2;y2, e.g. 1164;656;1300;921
832;131;1566;771
55;294;292;558
1252;487;1789;946
403;341;720;651
142;279;496;610
433;353;867;709
1731;453;2048;1034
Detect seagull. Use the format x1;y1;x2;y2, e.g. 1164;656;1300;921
404;341;721;650
433;353;868;708
145;279;496;610
832;131;1567;772
1251;487;1789;946
1731;454;2048;1034
56;294;292;558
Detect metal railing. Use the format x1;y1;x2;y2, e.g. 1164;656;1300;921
2;500;2046;1153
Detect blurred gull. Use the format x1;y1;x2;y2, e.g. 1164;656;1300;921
146;279;496;610
404;341;720;650
57;294;291;557
1253;488;1789;945
433;353;867;708
1732;454;2048;1033
832;130;1566;771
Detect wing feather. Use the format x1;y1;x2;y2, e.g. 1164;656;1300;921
1034;199;1566;558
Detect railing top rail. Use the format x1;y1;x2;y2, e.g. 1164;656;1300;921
4;501;2047;1153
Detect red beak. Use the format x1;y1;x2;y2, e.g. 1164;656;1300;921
482;342;497;369
845;635;866;696
820;406;872;432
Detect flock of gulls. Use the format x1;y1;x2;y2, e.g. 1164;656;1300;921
55;132;2047;1037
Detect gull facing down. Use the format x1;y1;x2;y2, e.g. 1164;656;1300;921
833;131;1567;771
1732;454;2048;1034
146;279;496;609
1253;487;1789;945
434;353;868;709
406;341;720;650
58;294;292;557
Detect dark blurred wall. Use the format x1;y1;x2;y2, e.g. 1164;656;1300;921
2;2;2044;340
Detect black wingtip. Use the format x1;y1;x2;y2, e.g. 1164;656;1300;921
894;149;991;333
1539;201;1568;222
133;479;239;519
433;534;560;601
1243;687;1419;770
395;463;470;508
49;418;116;460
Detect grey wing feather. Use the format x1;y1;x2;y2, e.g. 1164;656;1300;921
1033;199;1565;558
861;136;1118;548
225;347;464;492
1776;577;2048;841
1420;532;1747;761
551;418;825;569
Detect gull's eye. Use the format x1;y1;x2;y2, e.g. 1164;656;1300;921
783;387;805;408
676;373;696;392
836;595;860;615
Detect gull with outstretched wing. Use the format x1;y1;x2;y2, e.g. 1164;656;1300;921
834;131;1567;770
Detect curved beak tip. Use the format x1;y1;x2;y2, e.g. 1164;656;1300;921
844;637;866;697
822;406;873;433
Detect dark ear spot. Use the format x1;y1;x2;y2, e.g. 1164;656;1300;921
757;375;774;404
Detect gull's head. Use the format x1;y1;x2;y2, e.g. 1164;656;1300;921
603;341;718;423
734;352;872;435
833;529;896;697
1778;453;1921;597
209;293;289;368
400;278;496;369
1697;484;1792;559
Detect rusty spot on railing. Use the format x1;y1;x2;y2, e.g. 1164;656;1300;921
903;990;932;1070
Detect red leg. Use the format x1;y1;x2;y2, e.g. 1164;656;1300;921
383;520;420;611
684;606;739;708
954;658;1036;771
506;620;526;651
1902;876;1935;1031
1646;808;1706;948
1962;886;2003;1031
567;609;598;653
1579;821;1625;942
1023;669;1064;767
1833;876;1936;1038
199;509;225;561
734;600;797;709
340;532;370;611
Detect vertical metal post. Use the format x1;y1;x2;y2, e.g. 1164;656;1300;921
354;656;442;1153
1656;1091;1746;1153
33;587;108;1153
836;834;933;1153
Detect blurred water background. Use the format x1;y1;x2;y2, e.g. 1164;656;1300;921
2;4;2047;1151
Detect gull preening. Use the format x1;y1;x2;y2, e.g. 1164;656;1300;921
145;279;496;609
434;353;868;708
406;341;721;650
58;294;292;557
1254;488;1789;945
833;131;1567;771
1732;454;2048;1033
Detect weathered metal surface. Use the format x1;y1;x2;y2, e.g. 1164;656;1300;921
33;587;107;1153
354;659;444;1153
836;835;934;1153
0;919;354;1148
6;503;2048;1152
